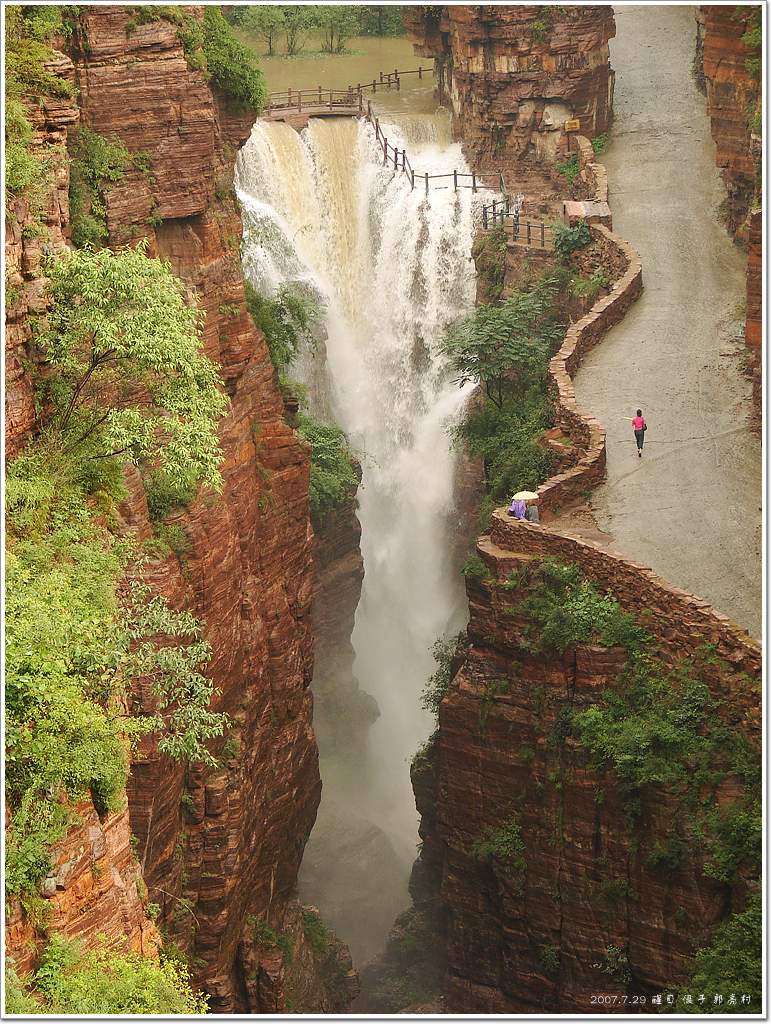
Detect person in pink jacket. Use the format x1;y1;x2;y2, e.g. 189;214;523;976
631;409;646;457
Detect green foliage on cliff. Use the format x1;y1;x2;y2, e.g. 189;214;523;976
5;436;228;912
445;270;567;527
42;242;228;492
302;908;330;954
520;557;650;655
442;271;564;409
9;934;208;1014
297;414;359;525
555;152;580;184
741;8;761;80
247;915;294;965
126;5;265;109
245;281;319;376
553;219;592;261
6;245;232;911
472;815;526;892
474;225;508;301
679;891;761;1013
420;634;462;717
4;6;73;210
202;6;266;110
68;127;137;248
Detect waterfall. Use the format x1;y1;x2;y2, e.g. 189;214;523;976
236;113;484;957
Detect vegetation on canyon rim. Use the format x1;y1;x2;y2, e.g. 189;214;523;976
5;936;207;1014
225;5;408;57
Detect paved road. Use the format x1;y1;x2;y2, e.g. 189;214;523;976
574;5;762;639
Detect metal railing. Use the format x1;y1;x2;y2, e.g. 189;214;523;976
481;197;554;250
365;101;505;195
266;66;432;114
263;65;522;209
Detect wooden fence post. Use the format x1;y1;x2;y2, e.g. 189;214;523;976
472;172;477;193
425;173;429;195
419;65;423;79
453;169;458;191
411;168;415;190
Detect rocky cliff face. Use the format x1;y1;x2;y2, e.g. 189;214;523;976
697;6;762;415
698;6;761;240
404;5;615;167
5;51;78;457
309;484;376;757
5;7;354;1012
408;529;759;1012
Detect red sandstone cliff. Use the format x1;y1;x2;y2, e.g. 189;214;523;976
697;6;762;416
405;5;615;167
408;527;760;1012
4;7;354;1012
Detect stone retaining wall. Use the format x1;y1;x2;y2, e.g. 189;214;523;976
488;513;760;717
538;224;642;514
486;141;760;731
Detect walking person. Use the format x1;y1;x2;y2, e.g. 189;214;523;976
631;408;647;457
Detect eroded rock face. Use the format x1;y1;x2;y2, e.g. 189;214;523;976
6;801;159;977
410;554;758;1012
310;482;377;756
699;5;761;240
404;5;615;166
5;7;353;1012
68;9;329;1010
5;53;78;458
698;6;762;416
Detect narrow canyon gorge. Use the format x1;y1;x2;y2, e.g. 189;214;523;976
4;2;762;1017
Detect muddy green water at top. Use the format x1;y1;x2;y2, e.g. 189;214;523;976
238;30;439;114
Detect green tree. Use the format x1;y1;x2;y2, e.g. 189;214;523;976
282;5;313;56
42;243;228;493
240;5;285;55
29;934;208;1014
315;5;359;53
679;892;761;1013
297;414;358;524
202;6;266;110
357;6;407;36
440;274;563;408
245;281;318;375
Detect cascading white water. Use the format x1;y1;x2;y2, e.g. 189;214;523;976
236;113;485;949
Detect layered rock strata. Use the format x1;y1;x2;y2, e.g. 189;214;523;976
310;484;377;757
411;542;759;1012
5;52;78;457
404;5;615;166
698;5;762;415
5;7;353;1012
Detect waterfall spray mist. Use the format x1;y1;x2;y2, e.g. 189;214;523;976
237;114;484;959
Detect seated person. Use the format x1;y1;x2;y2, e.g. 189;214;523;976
508;498;527;519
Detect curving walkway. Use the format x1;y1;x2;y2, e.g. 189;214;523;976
573;5;761;639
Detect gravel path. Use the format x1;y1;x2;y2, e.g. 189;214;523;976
573;4;761;639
